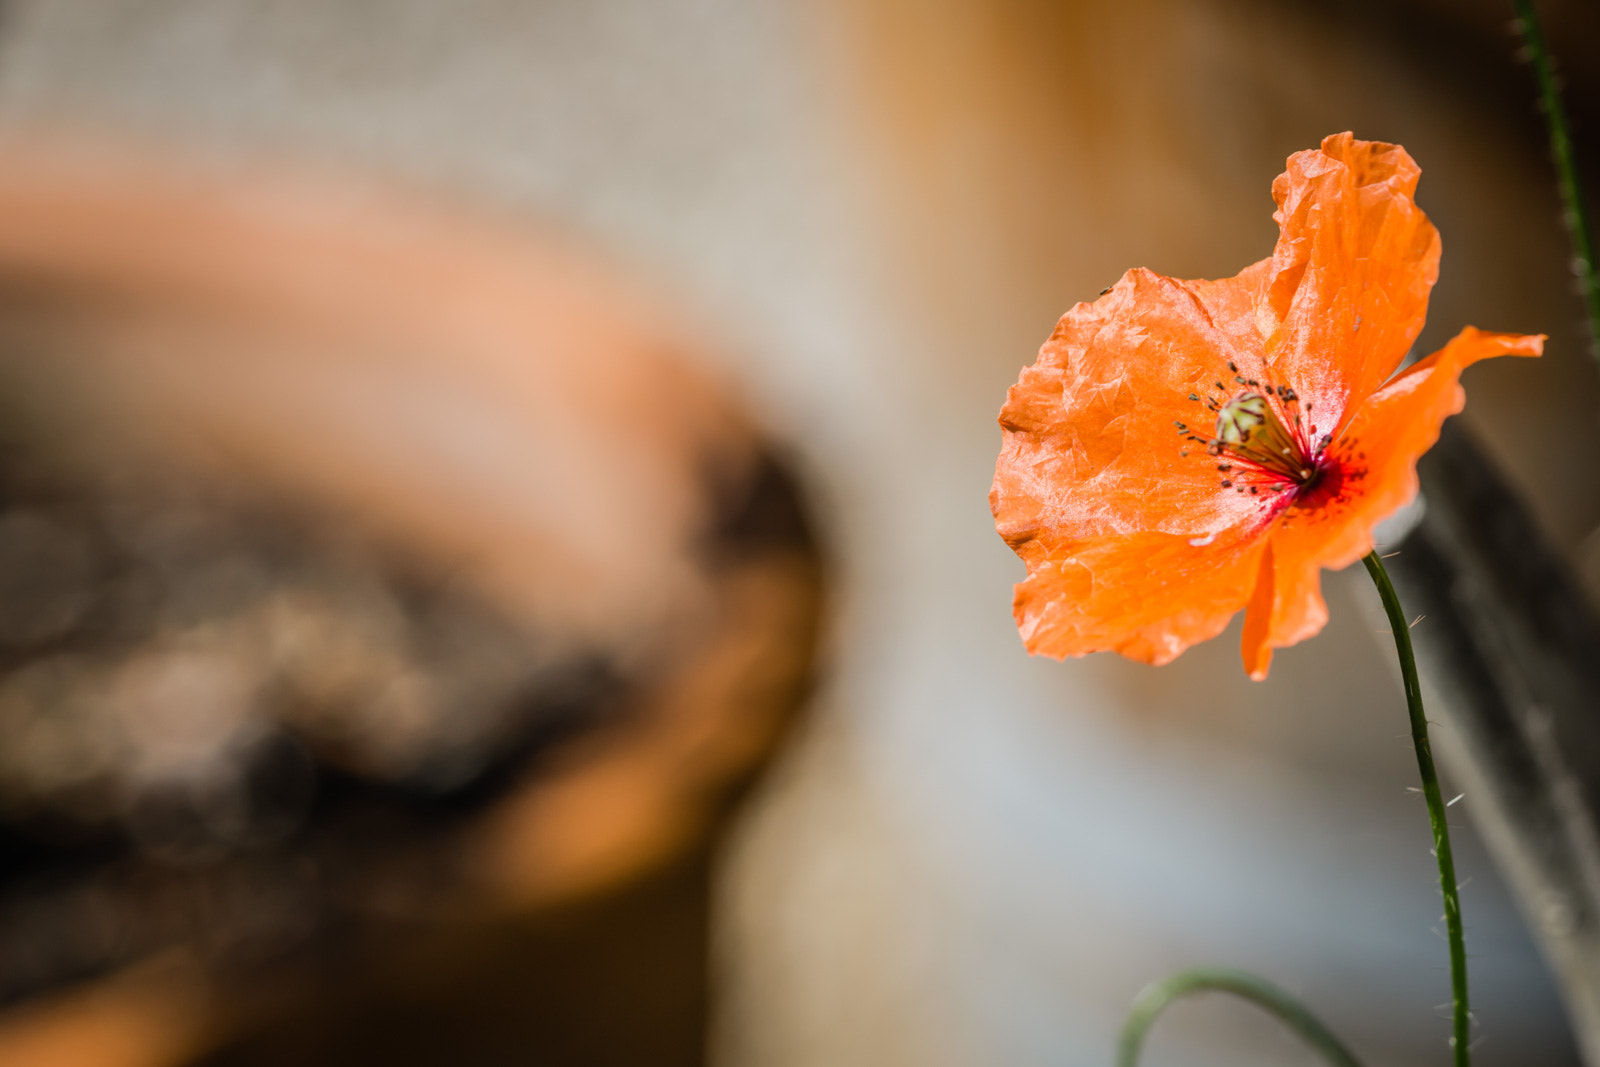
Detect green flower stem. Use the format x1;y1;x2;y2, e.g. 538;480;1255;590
1116;967;1362;1067
1363;551;1471;1066
1513;0;1600;367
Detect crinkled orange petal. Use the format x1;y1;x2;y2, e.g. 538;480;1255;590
1260;133;1441;436
1239;539;1329;681
1239;542;1277;680
992;265;1271;549
1240;326;1543;676
1011;525;1269;665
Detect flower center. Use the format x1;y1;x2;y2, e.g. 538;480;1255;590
1213;392;1319;486
1174;367;1329;499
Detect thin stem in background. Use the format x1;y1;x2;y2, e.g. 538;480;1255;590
1115;967;1362;1067
1514;0;1600;367
1363;551;1471;1067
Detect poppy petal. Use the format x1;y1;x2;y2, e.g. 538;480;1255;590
993;264;1275;553
1240;543;1277;680
1261;133;1441;438
1010;525;1270;665
1240;539;1329;681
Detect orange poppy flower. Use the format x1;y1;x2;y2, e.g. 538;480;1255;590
991;132;1543;679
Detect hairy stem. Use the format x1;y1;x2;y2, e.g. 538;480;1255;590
1116;967;1362;1067
1363;551;1471;1065
1514;0;1600;368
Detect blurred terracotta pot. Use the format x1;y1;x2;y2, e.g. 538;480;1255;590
0;136;824;1067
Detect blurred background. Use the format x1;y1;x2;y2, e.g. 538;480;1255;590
0;1;1592;1065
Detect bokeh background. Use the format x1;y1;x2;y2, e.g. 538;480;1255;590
0;1;1594;1065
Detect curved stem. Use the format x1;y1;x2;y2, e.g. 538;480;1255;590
1513;0;1600;369
1363;551;1471;1066
1116;967;1362;1067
